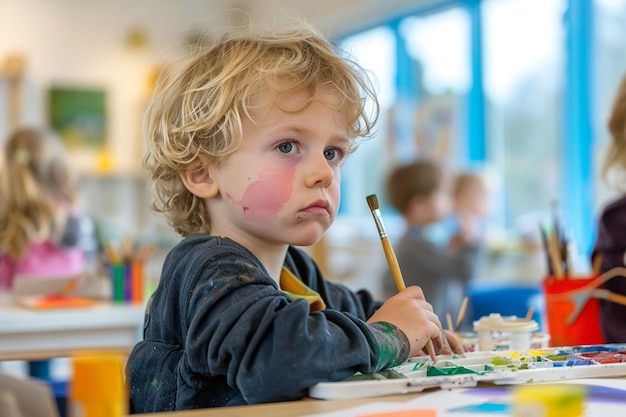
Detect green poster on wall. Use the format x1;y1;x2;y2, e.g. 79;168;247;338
48;87;106;149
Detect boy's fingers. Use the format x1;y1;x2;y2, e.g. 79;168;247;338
446;332;465;354
399;285;425;299
432;330;464;355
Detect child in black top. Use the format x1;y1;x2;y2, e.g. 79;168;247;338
591;73;626;343
127;24;461;412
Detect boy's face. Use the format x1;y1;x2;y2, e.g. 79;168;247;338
424;187;451;223
456;182;490;218
205;87;350;251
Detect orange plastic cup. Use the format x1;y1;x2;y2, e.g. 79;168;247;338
69;353;127;417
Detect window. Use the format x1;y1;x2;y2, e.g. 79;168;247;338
339;25;396;218
482;0;566;236
334;0;622;265
400;6;471;167
338;6;471;220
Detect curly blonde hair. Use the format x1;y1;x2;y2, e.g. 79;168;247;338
603;74;626;192
0;127;78;258
143;26;379;236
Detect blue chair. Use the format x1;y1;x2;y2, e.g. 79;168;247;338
467;280;544;330
29;360;68;417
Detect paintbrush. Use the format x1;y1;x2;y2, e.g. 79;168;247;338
455;296;469;332
525;307;534;321
366;194;436;362
446;313;454;333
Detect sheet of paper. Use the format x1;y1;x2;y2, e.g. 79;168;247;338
300;402;432;417
303;378;626;417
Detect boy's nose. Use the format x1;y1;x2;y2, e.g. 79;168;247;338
304;155;334;188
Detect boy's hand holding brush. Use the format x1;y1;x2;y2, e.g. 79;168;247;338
366;194;464;359
366;286;461;357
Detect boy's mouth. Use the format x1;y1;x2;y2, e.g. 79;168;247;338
301;199;331;216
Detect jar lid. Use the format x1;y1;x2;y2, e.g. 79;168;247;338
473;313;539;333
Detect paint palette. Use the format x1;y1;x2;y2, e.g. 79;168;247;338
309;344;626;400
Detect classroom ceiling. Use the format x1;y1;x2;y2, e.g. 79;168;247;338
145;0;431;37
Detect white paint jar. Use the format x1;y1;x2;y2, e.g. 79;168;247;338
473;313;539;351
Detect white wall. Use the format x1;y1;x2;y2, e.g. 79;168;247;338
0;0;428;173
0;0;429;239
1;0;234;172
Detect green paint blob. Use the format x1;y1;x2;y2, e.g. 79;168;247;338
412;362;428;371
490;357;511;366
427;365;479;376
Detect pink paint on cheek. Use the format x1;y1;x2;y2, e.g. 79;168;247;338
238;168;295;217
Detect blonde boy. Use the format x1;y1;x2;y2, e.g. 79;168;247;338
127;26;460;412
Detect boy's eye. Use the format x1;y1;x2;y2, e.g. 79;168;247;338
277;142;296;154
324;148;343;162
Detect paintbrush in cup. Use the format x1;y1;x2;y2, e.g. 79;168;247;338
366;194;436;362
455;296;469;332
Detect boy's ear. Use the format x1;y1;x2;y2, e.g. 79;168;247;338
180;158;219;199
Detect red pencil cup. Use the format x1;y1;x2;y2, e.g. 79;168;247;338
542;275;604;347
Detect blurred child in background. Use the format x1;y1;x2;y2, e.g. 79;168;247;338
591;73;626;343
0;126;98;384
449;171;490;260
380;158;485;330
0;127;94;291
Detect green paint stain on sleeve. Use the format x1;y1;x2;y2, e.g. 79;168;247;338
150;378;160;389
374;321;397;332
369;321;411;370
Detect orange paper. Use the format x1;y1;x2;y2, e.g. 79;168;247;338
356;410;437;417
17;294;96;309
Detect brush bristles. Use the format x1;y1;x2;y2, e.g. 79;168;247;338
366;194;379;211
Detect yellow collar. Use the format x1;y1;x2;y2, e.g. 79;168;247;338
279;267;326;312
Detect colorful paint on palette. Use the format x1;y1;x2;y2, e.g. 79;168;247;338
309;343;626;400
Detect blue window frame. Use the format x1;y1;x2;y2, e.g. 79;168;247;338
335;0;608;264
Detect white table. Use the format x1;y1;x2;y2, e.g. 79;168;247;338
0;301;145;361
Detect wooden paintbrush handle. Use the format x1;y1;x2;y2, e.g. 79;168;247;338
381;238;405;291
380;237;436;360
